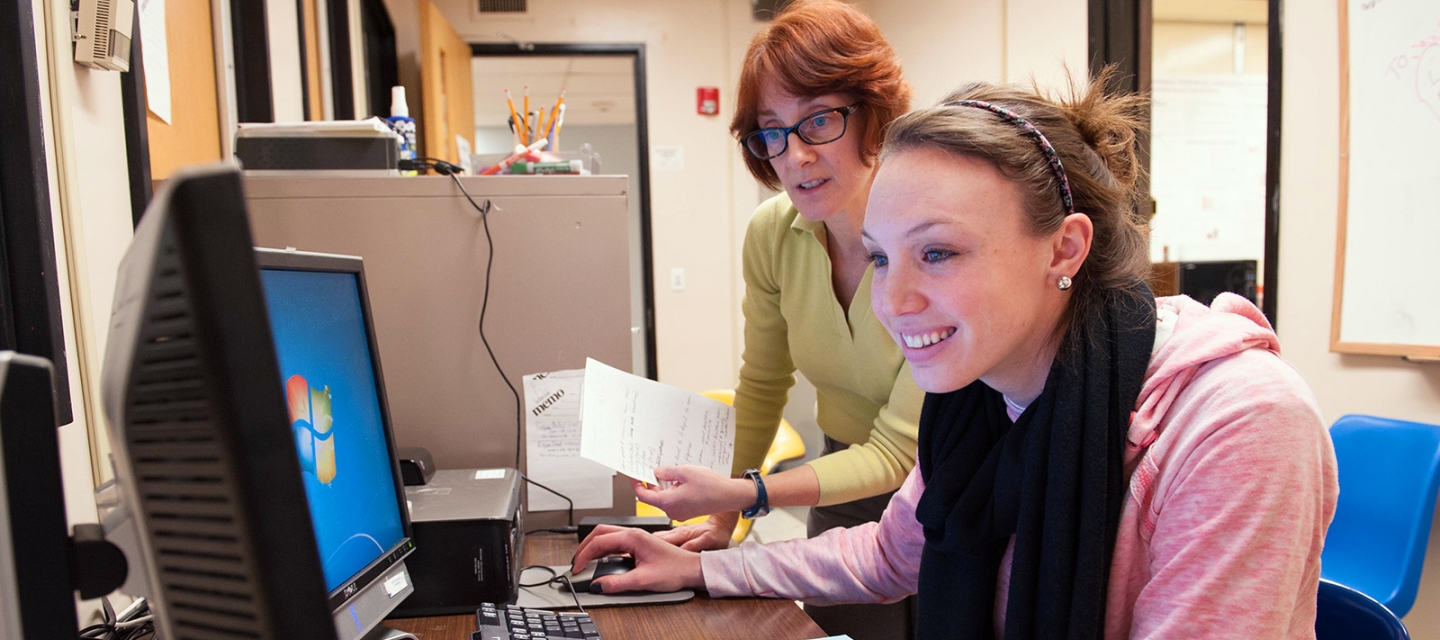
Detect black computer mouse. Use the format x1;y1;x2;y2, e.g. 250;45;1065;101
569;556;636;594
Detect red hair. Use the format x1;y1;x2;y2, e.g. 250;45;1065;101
731;0;912;189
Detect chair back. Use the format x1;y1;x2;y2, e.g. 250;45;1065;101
1322;414;1440;618
1316;578;1409;640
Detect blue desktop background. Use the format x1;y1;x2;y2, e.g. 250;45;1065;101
260;269;405;593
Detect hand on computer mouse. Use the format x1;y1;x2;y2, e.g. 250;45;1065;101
566;555;637;593
572;524;703;594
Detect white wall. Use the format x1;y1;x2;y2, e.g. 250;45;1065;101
30;0;139;623
858;0;1088;106
267;0;305;121
1277;1;1440;635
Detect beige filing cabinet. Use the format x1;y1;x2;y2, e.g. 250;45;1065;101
244;175;641;526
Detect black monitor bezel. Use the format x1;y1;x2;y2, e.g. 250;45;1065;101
0;353;79;638
254;248;416;612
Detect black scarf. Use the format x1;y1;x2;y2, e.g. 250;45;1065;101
914;287;1155;640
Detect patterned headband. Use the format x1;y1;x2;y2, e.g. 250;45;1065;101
941;99;1076;216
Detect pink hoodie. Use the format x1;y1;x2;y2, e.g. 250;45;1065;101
701;295;1339;639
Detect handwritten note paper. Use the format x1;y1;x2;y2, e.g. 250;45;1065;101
578;358;735;485
523;369;613;511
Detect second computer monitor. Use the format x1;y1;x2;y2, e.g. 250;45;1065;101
255;248;416;639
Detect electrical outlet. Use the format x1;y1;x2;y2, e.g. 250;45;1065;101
670;268;686;291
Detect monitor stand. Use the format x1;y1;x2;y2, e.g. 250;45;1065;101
361;625;418;640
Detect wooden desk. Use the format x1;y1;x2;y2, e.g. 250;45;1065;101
386;533;828;640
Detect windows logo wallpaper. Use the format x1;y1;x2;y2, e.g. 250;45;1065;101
288;375;337;484
260;269;405;592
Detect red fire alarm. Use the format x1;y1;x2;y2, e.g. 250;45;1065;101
697;87;720;116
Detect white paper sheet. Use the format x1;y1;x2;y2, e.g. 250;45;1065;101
138;0;171;124
523;369;613;512
455;136;474;174
578;358;735;485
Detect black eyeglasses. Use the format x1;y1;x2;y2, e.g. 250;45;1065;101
743;103;862;160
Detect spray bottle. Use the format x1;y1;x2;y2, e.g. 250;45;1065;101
387;86;417;174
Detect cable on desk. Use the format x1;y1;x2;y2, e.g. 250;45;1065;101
519;565;588;614
79;596;155;640
522;475;576;531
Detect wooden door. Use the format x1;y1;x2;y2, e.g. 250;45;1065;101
418;0;473;164
144;0;223;180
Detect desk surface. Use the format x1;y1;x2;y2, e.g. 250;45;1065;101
385;533;828;640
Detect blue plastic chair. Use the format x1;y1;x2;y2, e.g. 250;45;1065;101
1321;414;1440;618
1316;578;1409;640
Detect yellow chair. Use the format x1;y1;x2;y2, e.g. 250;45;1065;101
636;389;806;543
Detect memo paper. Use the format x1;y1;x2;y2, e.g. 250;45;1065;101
522;369;614;511
579;358;736;485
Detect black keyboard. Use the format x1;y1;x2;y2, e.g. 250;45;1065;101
473;602;603;640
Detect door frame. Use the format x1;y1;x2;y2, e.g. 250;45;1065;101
470;42;658;380
1088;0;1283;326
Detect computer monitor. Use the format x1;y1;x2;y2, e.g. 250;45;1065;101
254;247;417;639
100;163;337;639
0;353;80;638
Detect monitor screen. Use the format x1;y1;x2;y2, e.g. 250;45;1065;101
259;268;405;593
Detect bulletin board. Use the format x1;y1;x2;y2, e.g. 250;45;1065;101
141;0;223;180
1331;0;1440;358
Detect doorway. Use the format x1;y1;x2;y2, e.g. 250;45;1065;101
1091;0;1282;323
470;44;657;380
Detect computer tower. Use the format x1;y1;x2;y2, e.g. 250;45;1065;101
393;468;524;616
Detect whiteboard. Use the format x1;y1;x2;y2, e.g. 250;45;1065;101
1332;0;1440;357
1149;75;1268;265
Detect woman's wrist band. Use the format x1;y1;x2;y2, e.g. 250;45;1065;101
740;468;771;518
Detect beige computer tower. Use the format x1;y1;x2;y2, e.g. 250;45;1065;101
244;175;642;526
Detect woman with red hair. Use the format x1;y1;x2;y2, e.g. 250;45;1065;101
629;1;920;637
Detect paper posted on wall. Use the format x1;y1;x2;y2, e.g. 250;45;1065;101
578;358;736;485
522;369;614;512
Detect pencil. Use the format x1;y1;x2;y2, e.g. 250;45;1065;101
504;89;523;146
544;88;566;141
553;103;566;150
522;86;531;145
536;107;546;146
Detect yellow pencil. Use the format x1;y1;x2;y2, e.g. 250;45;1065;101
554;103;566;150
544;88;566;141
522;85;531;145
536;107;546;146
504;89;523;146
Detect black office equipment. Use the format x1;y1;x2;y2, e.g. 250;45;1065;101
477;602;604;640
100;164;340;640
234;121;401;171
1180;260;1258;305
398;446;437;486
395;468;524;616
0;352;75;639
577;516;672;541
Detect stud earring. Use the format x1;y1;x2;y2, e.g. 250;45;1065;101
1057;275;1073;290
